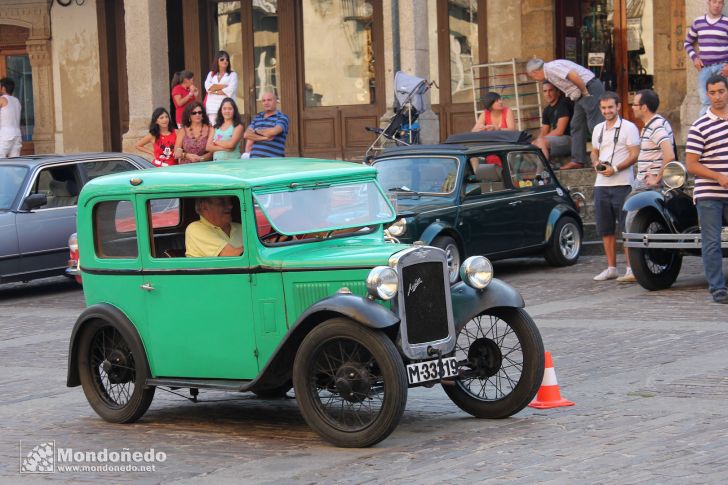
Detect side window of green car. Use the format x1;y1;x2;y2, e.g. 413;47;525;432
93;200;138;258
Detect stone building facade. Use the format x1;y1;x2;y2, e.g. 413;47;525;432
0;1;707;159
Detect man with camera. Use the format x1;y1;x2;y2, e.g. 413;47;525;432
590;92;640;282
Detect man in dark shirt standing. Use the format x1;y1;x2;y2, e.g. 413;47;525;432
532;81;573;163
243;89;289;158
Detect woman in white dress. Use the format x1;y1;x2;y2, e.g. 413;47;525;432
204;50;239;121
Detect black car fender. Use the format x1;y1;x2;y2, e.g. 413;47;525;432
545;204;583;243
250;294;400;390
623;191;674;232
66;303;152;388
420;221;462;247
449;278;525;332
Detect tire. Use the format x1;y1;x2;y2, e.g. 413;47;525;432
78;319;155;423
293;318;408;447
443;308;544;419
544;216;582;266
628;211;683;290
432;235;461;284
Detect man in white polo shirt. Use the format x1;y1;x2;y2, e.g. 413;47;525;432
590;92;640;282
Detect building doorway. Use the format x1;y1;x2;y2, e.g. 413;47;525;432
0;25;35;155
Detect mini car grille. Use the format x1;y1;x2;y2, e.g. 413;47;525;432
401;261;449;344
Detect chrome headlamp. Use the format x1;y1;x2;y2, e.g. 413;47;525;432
366;266;399;300
662;161;687;190
459;256;493;289
386;218;407;237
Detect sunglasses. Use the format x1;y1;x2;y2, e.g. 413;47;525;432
219;58;229;62
191;110;203;115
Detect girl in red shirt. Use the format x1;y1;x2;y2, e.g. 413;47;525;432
171;70;198;128
135;107;178;167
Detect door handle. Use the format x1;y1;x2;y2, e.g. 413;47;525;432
140;283;155;291
508;200;522;206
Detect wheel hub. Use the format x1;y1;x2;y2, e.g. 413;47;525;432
334;363;372;403
467;338;503;377
103;349;132;384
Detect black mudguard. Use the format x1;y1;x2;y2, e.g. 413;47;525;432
623;191;674;232
450;278;525;333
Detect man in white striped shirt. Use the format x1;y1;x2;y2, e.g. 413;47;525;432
631;89;675;190
685;74;728;304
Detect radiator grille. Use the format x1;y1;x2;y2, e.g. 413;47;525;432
401;261;449;344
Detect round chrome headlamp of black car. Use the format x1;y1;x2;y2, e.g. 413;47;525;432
386;218;407;237
662;161;687;190
366;266;399;300
459;256;493;289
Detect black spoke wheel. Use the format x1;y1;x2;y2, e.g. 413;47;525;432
78;320;155;423
628;211;682;290
443;308;544;418
293;318;407;447
544;216;582;266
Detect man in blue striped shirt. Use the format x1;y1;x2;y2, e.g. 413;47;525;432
684;0;728;116
685;74;728;304
244;89;289;158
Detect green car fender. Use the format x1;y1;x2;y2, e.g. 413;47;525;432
67;303;151;388
449;278;525;332
545;204;582;244
251;293;400;390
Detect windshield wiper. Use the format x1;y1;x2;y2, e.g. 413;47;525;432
388;186;419;195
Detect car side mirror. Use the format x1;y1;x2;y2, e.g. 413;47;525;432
20;193;47;211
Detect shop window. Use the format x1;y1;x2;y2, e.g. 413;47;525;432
4;55;34;142
253;0;280;109
448;0;478;104
302;0;375;106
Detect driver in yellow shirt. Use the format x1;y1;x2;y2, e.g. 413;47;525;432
185;196;244;257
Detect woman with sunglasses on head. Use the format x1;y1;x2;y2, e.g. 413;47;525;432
135;107;177;167
171;70;198;129
206;98;244;161
472;92;515;132
204;51;238;121
174;101;212;164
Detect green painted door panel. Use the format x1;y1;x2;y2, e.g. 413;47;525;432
250;273;287;368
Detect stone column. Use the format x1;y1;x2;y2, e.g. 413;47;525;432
396;0;439;144
121;0;170;156
26;38;55;153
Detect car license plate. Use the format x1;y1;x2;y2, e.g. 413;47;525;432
406;357;458;385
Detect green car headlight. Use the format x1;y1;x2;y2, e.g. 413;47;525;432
387;218;407;237
459;256;493;289
662;161;687;190
366;266;399;300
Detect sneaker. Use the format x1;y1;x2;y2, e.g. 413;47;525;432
712;289;728;304
616;268;636;283
593;267;618;281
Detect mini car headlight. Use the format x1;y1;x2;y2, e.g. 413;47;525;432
459;256;493;289
387;218;407;237
366;266;399;300
662;161;687;189
68;233;78;252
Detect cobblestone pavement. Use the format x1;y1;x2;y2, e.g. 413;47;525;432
1;255;726;484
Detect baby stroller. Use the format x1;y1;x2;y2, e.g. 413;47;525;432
365;71;434;159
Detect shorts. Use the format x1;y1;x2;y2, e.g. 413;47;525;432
594;185;631;237
545;135;571;157
0;136;22;158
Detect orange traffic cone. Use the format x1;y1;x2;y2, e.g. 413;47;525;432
528;351;575;409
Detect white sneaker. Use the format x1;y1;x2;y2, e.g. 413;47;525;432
616;267;636;283
593;267;618;281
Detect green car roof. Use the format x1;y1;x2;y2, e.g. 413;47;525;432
80;158;377;199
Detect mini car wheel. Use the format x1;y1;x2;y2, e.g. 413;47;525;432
293;318;408;447
544;216;581;266
432;235;461;284
443;308;544;418
78;320;155;423
628;211;683;290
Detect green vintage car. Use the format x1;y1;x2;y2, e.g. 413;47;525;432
66;158;545;447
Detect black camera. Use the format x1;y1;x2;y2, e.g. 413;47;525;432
596;162;610;172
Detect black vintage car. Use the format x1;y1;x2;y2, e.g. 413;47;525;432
623;161;728;290
371;132;584;282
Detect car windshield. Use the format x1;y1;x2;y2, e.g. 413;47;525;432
374;156;459;195
0;165;28;210
254;181;395;235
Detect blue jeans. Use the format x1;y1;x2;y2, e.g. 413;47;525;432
698;64;725;116
696;199;728;294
